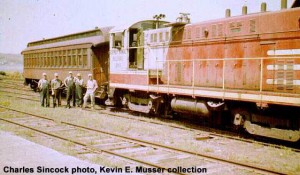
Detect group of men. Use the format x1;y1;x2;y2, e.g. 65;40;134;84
37;71;98;109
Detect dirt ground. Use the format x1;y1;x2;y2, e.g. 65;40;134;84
0;90;299;174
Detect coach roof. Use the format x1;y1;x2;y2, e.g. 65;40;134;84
22;26;113;53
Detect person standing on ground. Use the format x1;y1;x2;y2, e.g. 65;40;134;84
38;73;50;107
51;73;62;108
83;74;98;110
64;71;75;108
75;73;84;107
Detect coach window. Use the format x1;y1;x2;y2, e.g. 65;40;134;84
39;53;42;67
57;51;61;67
66;50;70;67
38;53;41;67
31;55;33;67
34;53;36;68
35;53;38;67
30;54;33;67
61;51;65;67
45;52;48;67
39;53;43;67
53;51;57;67
41;53;44;67
72;49;77;67
42;52;47;67
28;55;30;67
31;56;33;68
48;52;51;67
112;32;123;48
55;51;59;67
32;55;36;68
30;55;33;67
51;51;56;67
50;51;54;67
78;49;83;68
57;51;60;67
46;52;50;67
59;51;62;67
83;48;87;68
27;55;29;67
50;52;53;67
62;50;66;67
42;52;45;67
31;54;35;68
33;53;38;67
32;53;34;67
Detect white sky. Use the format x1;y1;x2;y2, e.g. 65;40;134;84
0;0;295;54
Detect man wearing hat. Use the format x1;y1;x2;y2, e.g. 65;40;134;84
64;71;76;108
38;73;50;107
74;73;84;107
51;73;63;108
83;73;98;110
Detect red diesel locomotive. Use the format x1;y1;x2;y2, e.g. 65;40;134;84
22;0;300;142
106;0;300;142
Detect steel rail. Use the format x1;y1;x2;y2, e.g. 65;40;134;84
0;105;283;175
2;91;300;153
0;85;32;91
0;89;39;97
0;110;185;175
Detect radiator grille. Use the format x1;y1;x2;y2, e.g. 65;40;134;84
275;59;294;91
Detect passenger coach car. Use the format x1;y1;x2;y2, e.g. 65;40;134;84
22;27;112;99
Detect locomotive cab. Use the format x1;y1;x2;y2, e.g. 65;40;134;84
106;20;171;110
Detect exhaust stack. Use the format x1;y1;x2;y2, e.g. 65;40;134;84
225;9;231;18
242;6;247;15
281;0;287;9
261;2;267;12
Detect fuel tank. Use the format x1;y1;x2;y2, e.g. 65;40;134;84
171;98;210;117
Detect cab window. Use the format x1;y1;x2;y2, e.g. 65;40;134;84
112;32;123;48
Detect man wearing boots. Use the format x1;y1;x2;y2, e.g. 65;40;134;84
64;71;75;108
51;73;62;108
38;73;50;107
83;74;98;110
75;73;84;107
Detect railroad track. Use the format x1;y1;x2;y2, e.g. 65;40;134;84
0;89;39;97
1;86;299;152
1;83;299;153
0;105;282;175
0;85;33;92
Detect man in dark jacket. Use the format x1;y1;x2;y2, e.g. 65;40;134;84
64;71;75;108
75;73;84;107
51;73;63;108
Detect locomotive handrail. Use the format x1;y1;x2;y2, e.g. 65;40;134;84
153;56;300;105
154;56;300;62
